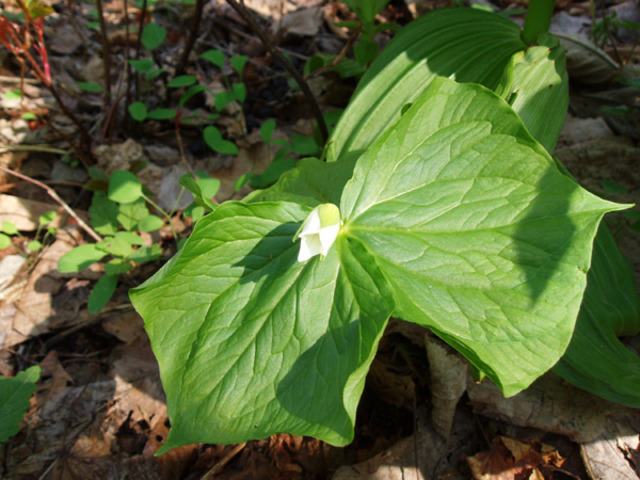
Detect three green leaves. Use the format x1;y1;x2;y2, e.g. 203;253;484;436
131;76;624;452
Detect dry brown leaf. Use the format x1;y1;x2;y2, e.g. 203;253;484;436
467;442;517;480
38;350;74;409
72;435;112;457
108;28;139;46
0;151;26;185
581;418;640;480
467;374;609;443
101;311;146;343
0;229;81;348
333;406;475;480
0;254;27;302
467;436;564;480
107;337;166;431
279;7;323;36
35;380;116;448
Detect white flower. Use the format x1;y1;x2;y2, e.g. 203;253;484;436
296;203;341;262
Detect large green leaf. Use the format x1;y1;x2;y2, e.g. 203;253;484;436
130;202;393;453
323;4;640;406
328;7;525;161
553;225;640;405
493;33;640;406
500;33;569;153
340;78;625;395
244;156;358;207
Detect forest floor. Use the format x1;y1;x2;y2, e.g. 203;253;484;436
1;0;640;478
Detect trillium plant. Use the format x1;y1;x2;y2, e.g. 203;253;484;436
131;0;640;455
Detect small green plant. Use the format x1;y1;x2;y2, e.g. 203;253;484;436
234;110;341;193
304;0;399;79
56;167;221;313
0;366;40;444
591;10;640;49
128;46;247;161
0;212;57;254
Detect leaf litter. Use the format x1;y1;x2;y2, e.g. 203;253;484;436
0;0;639;477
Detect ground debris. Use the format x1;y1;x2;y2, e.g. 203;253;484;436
467;436;565;480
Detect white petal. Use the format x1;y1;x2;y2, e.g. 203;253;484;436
298;234;323;262
318;224;340;256
301;208;321;235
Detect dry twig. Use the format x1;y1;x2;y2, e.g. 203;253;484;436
0;165;103;243
201;442;247;479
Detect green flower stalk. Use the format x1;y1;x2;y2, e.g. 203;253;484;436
522;0;556;45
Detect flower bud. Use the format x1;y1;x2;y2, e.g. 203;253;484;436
295;203;341;262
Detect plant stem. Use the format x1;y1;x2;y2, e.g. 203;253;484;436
597;1;622;65
225;0;328;144
134;0;148;101
123;0;132;132
95;0;112;112
0;166;103;243
47;82;93;157
521;0;556;45
175;120;195;177
176;0;205;77
141;193;179;243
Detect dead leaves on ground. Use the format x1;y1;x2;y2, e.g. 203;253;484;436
467;436;566;480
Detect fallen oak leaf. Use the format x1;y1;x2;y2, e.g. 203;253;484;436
467;436;564;480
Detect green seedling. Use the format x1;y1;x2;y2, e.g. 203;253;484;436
0;211;57;253
58;167;224;312
305;0;398;79
128;48;245;161
57;169;170;313
591;10;640;49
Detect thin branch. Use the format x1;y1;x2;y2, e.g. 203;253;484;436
95;0;113;112
225;0;328;143
175;118;195;177
305;23;362;80
0;75;39;83
0;166;103;243
175;0;205;77
135;0;147;58
134;0;148;100
46;81;94;155
123;0;132;132
0;143;69;154
201;443;247;480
